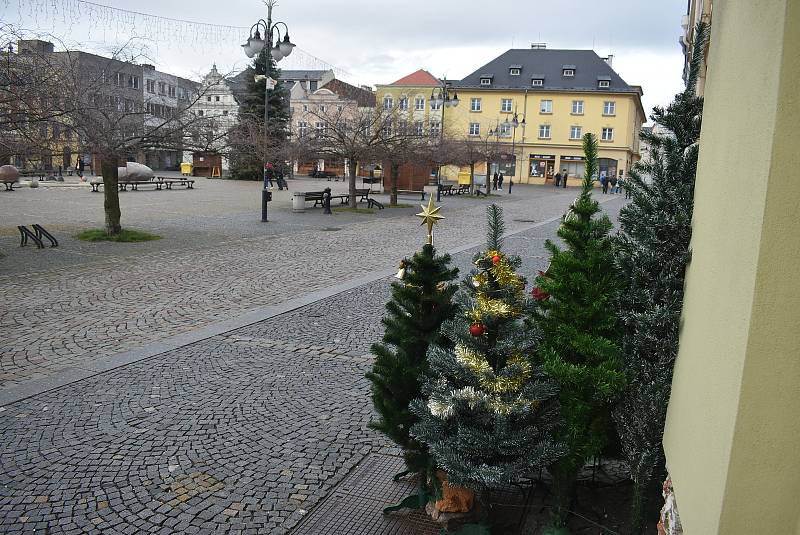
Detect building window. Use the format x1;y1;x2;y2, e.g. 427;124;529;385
115;72;123;86
215;96;220;102
146;79;155;93
572;100;584;114
383;96;393;110
540;99;553;114
128;75;139;89
468;122;480;136
315;121;326;137
414;96;425;111
570;126;582;139
601;127;614;141
509;68;520;76
414;121;424;135
532;79;543;86
598;80;610;88
383;121;393;136
298;121;308;138
563;68;575;77
480;77;492;85
603;101;616;115
158;82;166;95
309;81;318;91
223;110;229;115
398;97;408;110
499;123;512;137
538;124;551;139
430;99;442;111
302;104;308;111
207;96;212;102
337;105;343;112
501;99;513;112
197;110;204;117
470;98;482;112
319;105;326;112
168;85;176;98
430;121;441;137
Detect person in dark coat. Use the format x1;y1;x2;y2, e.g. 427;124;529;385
554;171;562;187
498;172;504;190
492;171;499;190
561;169;568;188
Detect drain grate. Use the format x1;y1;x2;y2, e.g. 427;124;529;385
321;227;342;232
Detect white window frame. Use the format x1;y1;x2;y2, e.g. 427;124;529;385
501;99;513;112
398;97;409;111
468;122;480;136
563;69;575;77
509;68;520;76
315;121;326;138
480;78;492;86
298;121;308;138
540;99;553;114
538;124;551;139
383;96;393;110
414;121;424;135
601;127;614;141
430;121;441;137
414;96;425;111
146;79;155;94
572;100;584;114
302;104;308;112
603;101;616;115
470;98;482;112
598;80;610;88
532;79;543;86
570;126;582;139
383;121;393;136
499;123;512;137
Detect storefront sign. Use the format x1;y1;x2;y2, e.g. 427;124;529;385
529;154;556;160
561;155;585;161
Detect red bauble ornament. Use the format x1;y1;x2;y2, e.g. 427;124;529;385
492;254;501;265
531;286;550;301
469;323;486;337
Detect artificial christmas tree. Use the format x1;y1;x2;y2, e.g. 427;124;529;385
529;133;624;529
613;23;708;534
368;198;459;510
411;205;564;501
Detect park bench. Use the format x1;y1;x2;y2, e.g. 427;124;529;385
2;180;17;191
396;189;426;200
456;184;471;195
90;177;195;192
304;188;372;207
156;177;195;189
438;184;454;196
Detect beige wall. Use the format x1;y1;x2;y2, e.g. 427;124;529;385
663;1;800;533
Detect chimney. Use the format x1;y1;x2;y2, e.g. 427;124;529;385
604;54;614;67
530;42;547;49
141;64;156;70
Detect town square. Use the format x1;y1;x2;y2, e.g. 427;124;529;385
1;1;798;534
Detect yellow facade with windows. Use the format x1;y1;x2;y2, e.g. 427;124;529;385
445;88;644;185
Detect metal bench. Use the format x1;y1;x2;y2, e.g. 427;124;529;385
396;189;426;200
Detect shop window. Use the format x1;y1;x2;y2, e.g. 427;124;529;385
530;157;555;178
598;158;618;180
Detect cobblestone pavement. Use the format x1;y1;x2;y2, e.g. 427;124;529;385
0;180;607;389
0;198;623;535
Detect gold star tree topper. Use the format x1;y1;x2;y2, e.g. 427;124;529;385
416;196;445;245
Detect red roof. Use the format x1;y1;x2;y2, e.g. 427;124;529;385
388;69;440;87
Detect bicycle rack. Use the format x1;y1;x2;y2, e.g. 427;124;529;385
18;225;44;248
32;224;58;247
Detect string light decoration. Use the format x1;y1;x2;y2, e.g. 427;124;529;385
4;0;352;77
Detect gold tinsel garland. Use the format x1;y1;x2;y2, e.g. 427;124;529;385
455;344;532;394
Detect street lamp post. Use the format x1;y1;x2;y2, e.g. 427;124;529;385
242;0;296;222
429;79;458;201
502;107;525;194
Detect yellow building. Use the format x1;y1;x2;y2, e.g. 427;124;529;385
374;68;445;139
444;48;645;185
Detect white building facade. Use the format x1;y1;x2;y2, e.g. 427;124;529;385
184;64;238;172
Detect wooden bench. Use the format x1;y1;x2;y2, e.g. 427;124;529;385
90;177;196;192
456;184;471;195
157;177;195;189
396;189;426;200
304;188;371;207
438;184;454;196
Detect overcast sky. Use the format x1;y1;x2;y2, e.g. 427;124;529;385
3;0;688;122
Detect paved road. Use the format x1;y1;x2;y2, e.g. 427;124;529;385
0;196;624;535
0;180;597;390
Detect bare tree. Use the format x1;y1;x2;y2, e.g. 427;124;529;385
0;27;214;235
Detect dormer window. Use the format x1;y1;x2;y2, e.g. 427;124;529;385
562;65;576;77
532;79;544;87
563;69;574;77
598;80;610;88
480;78;492;86
509;64;522;76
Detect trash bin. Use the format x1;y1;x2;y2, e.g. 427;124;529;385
180;162;193;176
292;192;306;213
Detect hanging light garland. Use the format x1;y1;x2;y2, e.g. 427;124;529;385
5;0;352;77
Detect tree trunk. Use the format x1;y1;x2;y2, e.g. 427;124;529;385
549;461;579;529
348;160;357;208
101;156;122;236
390;161;399;206
469;163;475;195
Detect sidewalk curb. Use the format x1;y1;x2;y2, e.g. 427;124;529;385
0;197;621;407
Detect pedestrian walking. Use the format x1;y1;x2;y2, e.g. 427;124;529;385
498;172;504;190
610;173;618;194
554;171;561;187
265;162;274;187
492;171;498;191
562;169;568;188
600;171;608;194
76;156;85;181
508;177;513;194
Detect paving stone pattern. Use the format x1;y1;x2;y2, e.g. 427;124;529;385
0;198;624;534
0;187;590;390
